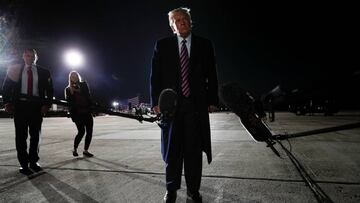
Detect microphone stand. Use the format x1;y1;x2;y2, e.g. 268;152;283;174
273;122;360;140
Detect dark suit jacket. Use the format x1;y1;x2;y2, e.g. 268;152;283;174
2;63;54;107
150;34;218;164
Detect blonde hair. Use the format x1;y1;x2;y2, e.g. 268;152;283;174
67;71;82;87
168;7;192;30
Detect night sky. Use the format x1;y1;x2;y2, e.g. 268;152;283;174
1;0;359;108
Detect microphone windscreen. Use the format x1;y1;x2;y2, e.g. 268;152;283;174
219;82;273;142
219;82;255;118
159;88;178;119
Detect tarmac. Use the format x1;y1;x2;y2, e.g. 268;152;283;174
0;111;360;203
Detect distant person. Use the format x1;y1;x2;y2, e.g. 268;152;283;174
309;99;314;116
2;48;54;175
65;71;94;157
268;97;275;121
150;7;218;203
265;95;275;122
323;99;335;116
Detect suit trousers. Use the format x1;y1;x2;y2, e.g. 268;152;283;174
14;101;43;167
165;97;203;192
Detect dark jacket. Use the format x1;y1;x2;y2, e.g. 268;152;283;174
150;34;219;164
65;81;92;121
2;63;54;107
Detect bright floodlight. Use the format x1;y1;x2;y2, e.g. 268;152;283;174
112;101;119;107
64;49;84;68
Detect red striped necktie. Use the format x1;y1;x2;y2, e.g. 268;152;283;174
27;66;33;96
180;39;190;97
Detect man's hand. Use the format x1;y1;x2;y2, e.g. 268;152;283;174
4;103;14;113
41;105;50;115
208;105;218;113
152;105;160;115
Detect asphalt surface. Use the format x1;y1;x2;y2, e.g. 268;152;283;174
0;112;360;203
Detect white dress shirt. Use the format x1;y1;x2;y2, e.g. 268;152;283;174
177;34;192;56
21;64;39;96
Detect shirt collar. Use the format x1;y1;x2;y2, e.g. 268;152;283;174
25;64;34;69
177;33;192;45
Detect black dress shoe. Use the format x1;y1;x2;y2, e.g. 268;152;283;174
29;163;43;172
163;191;177;203
83;151;94;157
19;167;33;175
187;190;202;203
73;150;79;157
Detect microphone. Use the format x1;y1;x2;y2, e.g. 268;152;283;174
157;88;178;129
219;82;256;119
219;82;280;157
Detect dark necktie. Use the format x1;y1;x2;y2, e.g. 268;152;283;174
27;66;33;96
180;39;190;97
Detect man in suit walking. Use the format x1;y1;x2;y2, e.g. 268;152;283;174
150;7;218;203
2;48;53;175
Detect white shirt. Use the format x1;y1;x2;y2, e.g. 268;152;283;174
177;34;191;57
21;64;39;96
